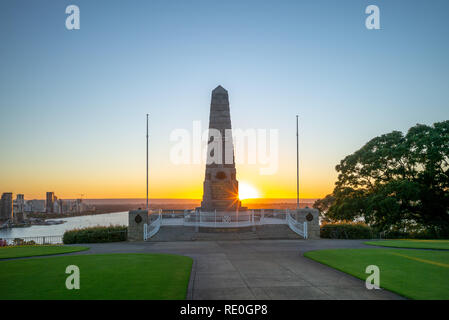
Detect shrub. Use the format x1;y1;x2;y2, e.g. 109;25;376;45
383;229;449;240
13;238;25;246
63;225;127;244
320;222;373;239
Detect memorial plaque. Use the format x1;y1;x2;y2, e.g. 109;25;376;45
211;183;232;199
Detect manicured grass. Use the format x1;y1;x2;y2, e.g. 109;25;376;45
0;253;192;299
365;239;449;250
304;248;449;300
0;246;89;259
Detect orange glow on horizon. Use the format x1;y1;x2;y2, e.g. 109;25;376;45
0;153;336;200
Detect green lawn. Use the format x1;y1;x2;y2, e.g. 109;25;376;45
304;248;449;300
0;246;89;259
365;239;449;250
0;253;193;299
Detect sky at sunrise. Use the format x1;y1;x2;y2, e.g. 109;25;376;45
1;0;449;199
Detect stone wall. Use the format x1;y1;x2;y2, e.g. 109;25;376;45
128;209;149;241
292;208;320;239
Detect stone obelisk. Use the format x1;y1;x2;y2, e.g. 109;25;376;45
200;86;244;211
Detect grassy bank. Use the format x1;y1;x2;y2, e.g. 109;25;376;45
0;246;89;259
365;239;449;250
305;248;449;299
0;253;192;299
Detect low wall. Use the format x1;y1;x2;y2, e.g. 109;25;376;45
128;209;149;241
291;208;320;239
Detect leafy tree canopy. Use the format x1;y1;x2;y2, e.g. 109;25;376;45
321;120;449;236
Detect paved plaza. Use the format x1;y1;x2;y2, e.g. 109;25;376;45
64;239;403;300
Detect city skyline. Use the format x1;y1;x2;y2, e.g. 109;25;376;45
1;0;449;200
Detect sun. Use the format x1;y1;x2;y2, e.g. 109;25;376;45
238;182;260;200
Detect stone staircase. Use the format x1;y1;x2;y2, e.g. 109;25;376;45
148;224;303;241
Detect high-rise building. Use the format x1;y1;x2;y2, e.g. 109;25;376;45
1;193;14;221
13;194;25;223
46;192;55;213
15;194;24;213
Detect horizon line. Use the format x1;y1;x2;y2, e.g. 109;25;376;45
16;197;319;201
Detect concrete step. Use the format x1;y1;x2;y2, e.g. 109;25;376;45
148;224;303;241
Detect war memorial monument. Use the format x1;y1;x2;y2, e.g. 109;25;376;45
200;85;245;212
128;86;319;241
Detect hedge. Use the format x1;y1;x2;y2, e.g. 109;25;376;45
382;229;449;240
63;226;127;244
320;223;373;239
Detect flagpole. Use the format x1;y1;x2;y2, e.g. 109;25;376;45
146;114;149;212
296;115;299;210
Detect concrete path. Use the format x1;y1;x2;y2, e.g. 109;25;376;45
67;239;404;300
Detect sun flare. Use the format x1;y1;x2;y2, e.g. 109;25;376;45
238;182;260;200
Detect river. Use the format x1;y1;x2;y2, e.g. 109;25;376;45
0;212;128;239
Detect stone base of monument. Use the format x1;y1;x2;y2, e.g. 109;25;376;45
196;206;249;212
147;225;304;241
199;226;254;233
127;208;320;241
196;210;253;232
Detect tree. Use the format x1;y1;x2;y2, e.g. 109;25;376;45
313;194;335;222
324;120;449;236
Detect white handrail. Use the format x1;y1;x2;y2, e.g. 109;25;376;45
150;210;309;239
286;212;308;239
144;212;162;240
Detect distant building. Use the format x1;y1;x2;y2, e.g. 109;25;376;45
16;195;93;215
13;195;26;223
24;200;46;213
1;193;13;221
54;199;68;214
13;194;25;214
46;192;55;213
54;199;61;214
53;199;74;214
53;198;92;214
